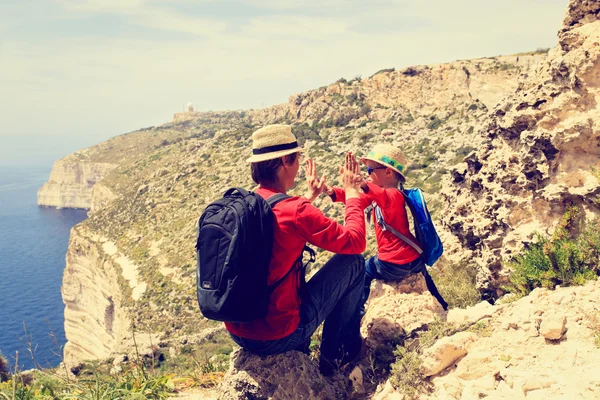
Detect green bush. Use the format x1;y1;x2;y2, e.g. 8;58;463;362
292;123;321;145
505;207;600;297
0;353;8;381
370;68;395;78
389;346;429;399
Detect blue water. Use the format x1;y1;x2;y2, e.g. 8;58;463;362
0;166;87;370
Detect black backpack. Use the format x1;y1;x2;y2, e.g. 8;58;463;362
196;188;314;323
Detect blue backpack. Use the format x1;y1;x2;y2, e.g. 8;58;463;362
374;187;443;266
372;187;447;310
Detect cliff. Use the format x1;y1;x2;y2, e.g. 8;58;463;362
37;159;116;209
62;226;131;364
441;0;600;295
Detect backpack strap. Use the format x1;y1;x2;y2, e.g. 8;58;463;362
374;205;423;255
269;245;316;292
422;268;448;310
264;193;316;292
267;193;290;208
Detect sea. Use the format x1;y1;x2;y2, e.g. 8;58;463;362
0;166;88;370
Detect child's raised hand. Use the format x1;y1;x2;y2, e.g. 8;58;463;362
342;152;361;198
305;158;327;203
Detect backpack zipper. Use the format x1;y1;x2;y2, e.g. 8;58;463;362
200;223;233;239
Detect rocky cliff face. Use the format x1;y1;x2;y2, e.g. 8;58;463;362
245;54;544;127
62;226;131;365
37;159;116;209
441;0;600;294
90;183;118;214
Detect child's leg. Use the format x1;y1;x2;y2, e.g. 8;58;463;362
360;256;382;315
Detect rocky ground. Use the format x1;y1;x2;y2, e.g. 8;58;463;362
190;277;599;400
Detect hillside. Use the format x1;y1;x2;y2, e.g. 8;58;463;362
45;51;550;365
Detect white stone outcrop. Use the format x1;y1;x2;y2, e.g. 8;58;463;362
442;0;600;292
361;274;445;350
446;301;497;326
38;160;116;209
62;226;131;365
539;314;567;340
420;332;478;377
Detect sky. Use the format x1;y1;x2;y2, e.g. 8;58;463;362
0;0;568;166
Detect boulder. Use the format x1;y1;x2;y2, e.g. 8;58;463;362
420;332;478;377
217;349;346;400
362;274;444;349
539;314;567;340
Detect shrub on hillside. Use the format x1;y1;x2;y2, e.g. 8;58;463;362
292;123;321;145
389;346;428;399
505;207;600;297
0;352;8;382
370;68;395;78
430;260;481;309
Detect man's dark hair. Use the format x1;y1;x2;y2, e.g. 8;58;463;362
251;152;298;185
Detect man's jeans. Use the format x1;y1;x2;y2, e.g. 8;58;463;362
229;254;365;365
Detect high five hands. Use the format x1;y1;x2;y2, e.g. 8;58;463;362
304;152;364;202
340;152;364;199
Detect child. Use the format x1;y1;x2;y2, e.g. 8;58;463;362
326;143;448;312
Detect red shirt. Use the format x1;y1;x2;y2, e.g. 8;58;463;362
332;182;420;265
224;187;366;341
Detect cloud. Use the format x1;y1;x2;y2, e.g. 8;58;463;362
244;15;349;41
56;0;145;13
1;0;567;146
55;0;229;37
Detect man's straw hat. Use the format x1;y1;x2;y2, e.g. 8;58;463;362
360;143;409;177
246;124;301;163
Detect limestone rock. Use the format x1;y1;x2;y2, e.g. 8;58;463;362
441;0;600;292
422;279;600;399
37;159;116;209
62;227;131;365
217;349;345;400
421;332;478;377
454;351;502;381
446;301;496;326
372;380;404;400
361;274;444;349
539;314;567;340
